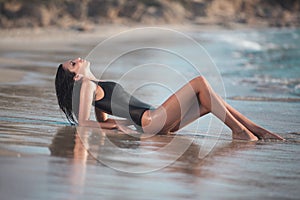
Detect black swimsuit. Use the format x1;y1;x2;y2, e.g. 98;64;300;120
93;81;153;127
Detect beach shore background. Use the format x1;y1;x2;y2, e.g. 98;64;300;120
0;1;300;200
1;0;300;29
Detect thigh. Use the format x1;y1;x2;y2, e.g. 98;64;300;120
143;80;200;134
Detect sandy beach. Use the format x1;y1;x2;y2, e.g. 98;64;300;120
0;24;299;199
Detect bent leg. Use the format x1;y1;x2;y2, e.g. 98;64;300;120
142;76;258;141
168;89;284;140
142;79;202;134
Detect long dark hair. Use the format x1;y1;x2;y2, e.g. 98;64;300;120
55;64;80;125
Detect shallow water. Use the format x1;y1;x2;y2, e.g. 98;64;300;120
194;28;300;100
0;27;299;199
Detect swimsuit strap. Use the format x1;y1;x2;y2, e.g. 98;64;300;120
90;79;99;85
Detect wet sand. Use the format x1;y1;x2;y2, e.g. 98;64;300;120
0;25;299;200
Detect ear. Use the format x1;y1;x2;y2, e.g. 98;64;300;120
73;74;84;81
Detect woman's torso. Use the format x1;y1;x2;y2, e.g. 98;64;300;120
93;81;152;126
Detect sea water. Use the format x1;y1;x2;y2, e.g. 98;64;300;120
195;28;300;100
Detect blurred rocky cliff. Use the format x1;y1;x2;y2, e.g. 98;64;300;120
1;0;299;29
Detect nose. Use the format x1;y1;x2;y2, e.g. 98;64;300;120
73;57;83;63
79;57;85;62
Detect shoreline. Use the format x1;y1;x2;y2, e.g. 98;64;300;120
1;22;296;41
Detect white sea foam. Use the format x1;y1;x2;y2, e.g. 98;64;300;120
265;42;280;50
218;35;262;51
294;84;300;95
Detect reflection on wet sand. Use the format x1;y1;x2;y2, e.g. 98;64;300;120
49;126;93;162
171;139;257;177
50;126;257;176
49;126;89;198
45;126;299;199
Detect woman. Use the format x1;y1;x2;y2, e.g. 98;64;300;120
55;57;284;141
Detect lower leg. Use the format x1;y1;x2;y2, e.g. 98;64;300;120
170;104;210;132
214;94;284;140
193;77;258;140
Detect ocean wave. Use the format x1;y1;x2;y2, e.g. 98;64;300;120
294;84;300;96
229;96;300;102
240;75;300;96
218;35;262;51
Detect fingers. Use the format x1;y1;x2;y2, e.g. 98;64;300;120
117;124;139;134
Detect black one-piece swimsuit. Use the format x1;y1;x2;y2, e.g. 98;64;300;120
93;81;153;127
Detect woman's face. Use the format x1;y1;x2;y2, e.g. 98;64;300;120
62;57;90;74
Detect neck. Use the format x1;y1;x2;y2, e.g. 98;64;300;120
83;71;97;81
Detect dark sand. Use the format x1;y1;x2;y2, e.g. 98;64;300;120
0;25;299;200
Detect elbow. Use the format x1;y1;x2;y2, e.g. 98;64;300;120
78;119;88;127
78;121;84;127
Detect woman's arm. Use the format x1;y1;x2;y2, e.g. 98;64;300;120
77;80;116;129
77;80;136;133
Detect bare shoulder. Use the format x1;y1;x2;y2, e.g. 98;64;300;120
81;78;97;91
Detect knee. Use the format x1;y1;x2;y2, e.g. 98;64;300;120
191;76;209;89
195;76;207;84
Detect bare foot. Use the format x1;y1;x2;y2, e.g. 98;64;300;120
251;127;285;140
232;129;258;141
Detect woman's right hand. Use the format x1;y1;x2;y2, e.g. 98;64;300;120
116;123;139;134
